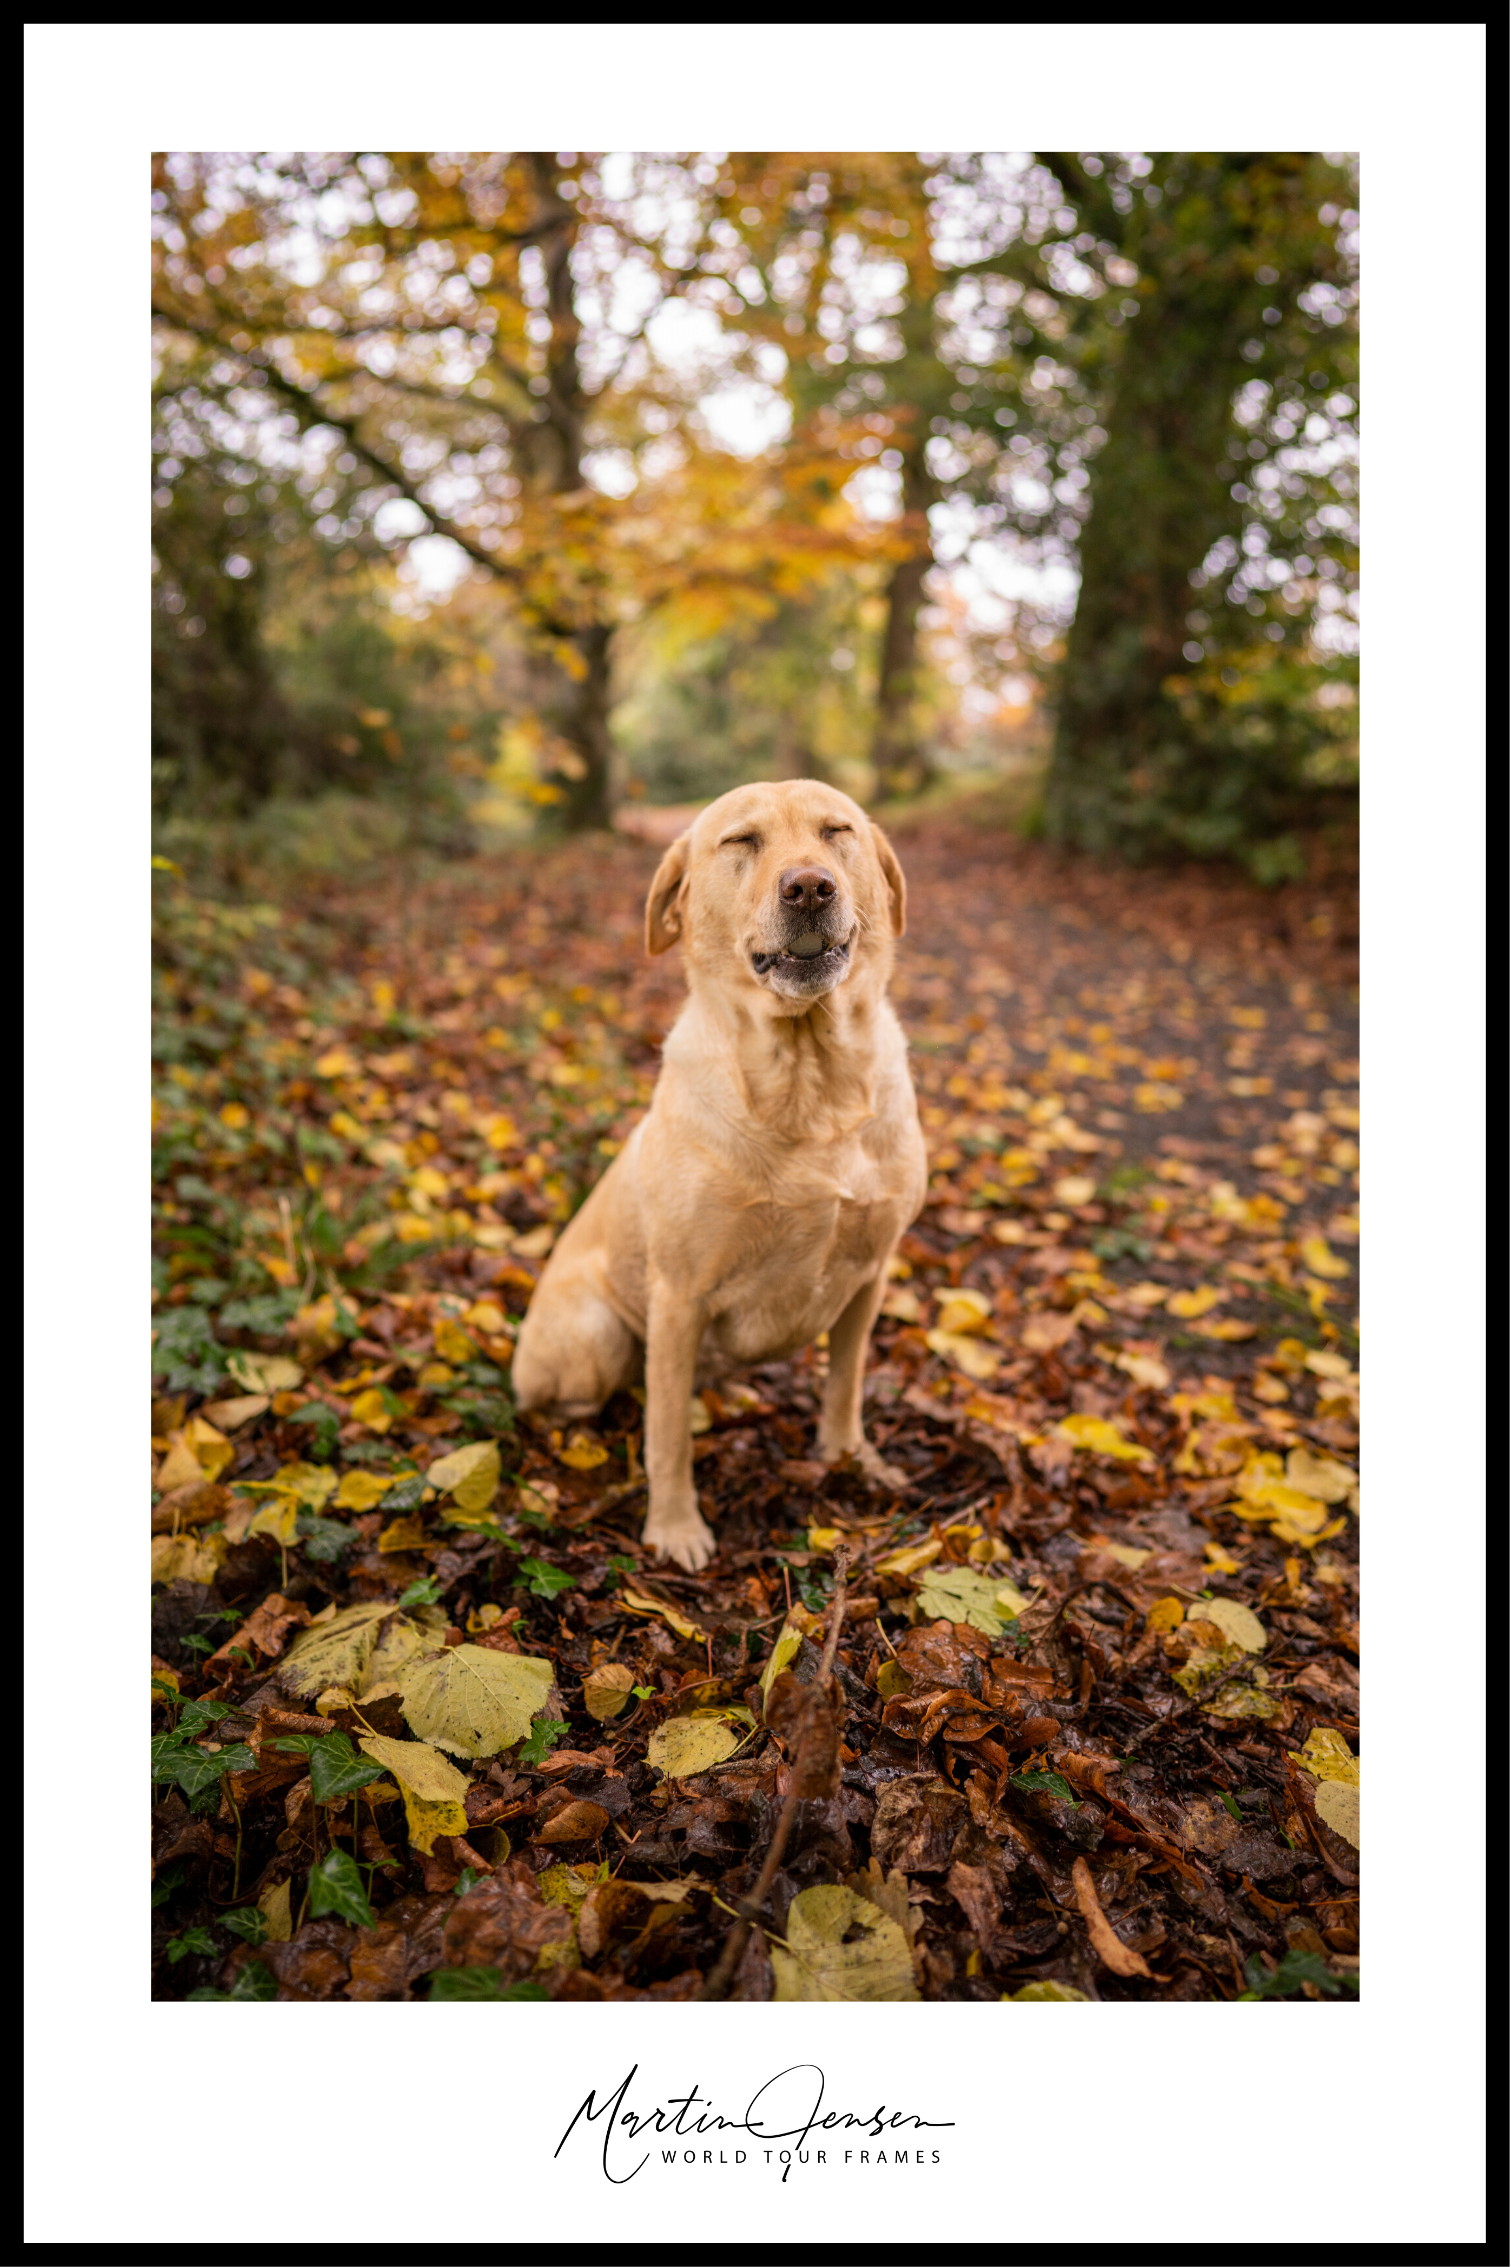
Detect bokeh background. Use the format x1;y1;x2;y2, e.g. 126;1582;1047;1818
151;151;1358;885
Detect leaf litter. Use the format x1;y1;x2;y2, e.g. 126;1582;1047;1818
152;812;1359;2002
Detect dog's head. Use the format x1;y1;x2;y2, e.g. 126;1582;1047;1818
644;780;905;1009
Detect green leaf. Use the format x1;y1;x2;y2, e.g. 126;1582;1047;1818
269;1733;324;1756
227;1959;278;2001
1009;1769;1080;1808
1218;1789;1243;1822
453;1868;482;1897
308;1731;386;1805
219;1907;268;1945
913;1564;1029;1635
396;1575;444;1611
166;1926;219;1964
306;1849;375;1930
1240;1949;1355;2000
151;1862;185;1911
427;1968;548;2002
517;1716;570;1767
518;1558;575;1599
379;1472;428;1513
297;1511;353;1563
178;1697;232;1736
287;1403;341;1461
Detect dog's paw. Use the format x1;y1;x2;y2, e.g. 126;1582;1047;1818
643;1503;717;1573
822;1439;910;1493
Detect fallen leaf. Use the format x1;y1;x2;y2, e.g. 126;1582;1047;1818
582;1662;637;1721
558;1431;610;1471
759;1620;804;1714
199;1394;269;1431
1146;1597;1185;1635
511;1224;555;1259
934;1287;993;1336
618;1585;708;1643
1020;1311;1079;1353
378;1515;429;1553
1300;1236;1351;1279
873;1538;943;1577
1072;1855;1152;1978
257;1879;293;1943
332;1470;394;1511
1314;1780;1360;1847
226;1352;303;1394
647;1711;744;1778
1195;1317;1257;1341
1166;1285;1223;1319
924;1328;999;1380
1112;1348;1170;1391
1055;1414;1153;1464
356;1734;471;1853
279;1601;403;1700
914;1565;1027;1634
348;1388;393;1433
151;1531;227;1586
1086;1540;1151;1570
536;1798;612;1843
1288;1727;1359;1787
1053;1175;1097;1206
393;1643;555;1758
1002;1980;1088;2001
770;1884;918;2003
426;1439;501;1514
1285;1446;1356;1504
1193;1596;1267;1654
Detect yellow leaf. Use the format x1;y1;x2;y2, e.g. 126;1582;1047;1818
218;1101;250;1130
511;1224;555;1259
873;1538;942;1578
1196;1317;1257;1342
618;1584;708;1644
1288;1727;1359;1788
914;1565;1027;1633
1118;1282;1170;1309
1052;1175;1097;1206
314;1046;361;1079
464;1299;508;1335
356;1734;471;1852
151;1531;227;1586
200;1394;268;1431
246;1498;301;1546
925;1328;1000;1381
416;1362;456;1391
348;1388;393;1433
582;1662;637;1722
1166;1285;1223;1319
807;1525;842;1552
1055;1414;1152;1464
1090;1541;1151;1570
646;1712;743;1779
770;1885;918;2003
1285;1446;1356;1505
257;1879;293;1943
880;1286;922;1322
328;1110;366;1141
1113;1348;1170;1391
333;1470;393;1511
155;1433;206;1492
259;1461;338;1509
1002;1980;1088;2001
226;1351;303;1394
432;1318;475;1367
1304;1348;1354;1382
278;1601;402;1700
1192;1597;1266;1653
558;1432;610;1471
393;1643;555;1759
1271;1511;1347;1549
759;1619;805;1714
933;1287;993;1336
688;1393;712;1435
1204;1541;1241;1575
1314;1778;1359;1847
378;1515;428;1553
1300;1236;1351;1279
1146;1597;1184;1635
426;1439;501;1514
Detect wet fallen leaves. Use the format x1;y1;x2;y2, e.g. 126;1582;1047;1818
152;814;1359;2003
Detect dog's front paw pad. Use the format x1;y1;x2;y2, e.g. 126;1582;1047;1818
643;1510;717;1573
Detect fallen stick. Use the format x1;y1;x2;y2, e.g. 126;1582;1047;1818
698;1545;851;2002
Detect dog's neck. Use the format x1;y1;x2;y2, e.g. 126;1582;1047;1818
667;957;900;1144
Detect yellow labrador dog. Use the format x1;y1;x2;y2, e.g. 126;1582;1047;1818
512;780;927;1570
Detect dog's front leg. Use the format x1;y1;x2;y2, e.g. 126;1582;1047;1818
816;1272;910;1491
640;1279;716;1572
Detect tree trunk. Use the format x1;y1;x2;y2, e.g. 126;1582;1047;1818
533;155;617;832
1043;156;1297;861
871;449;938;798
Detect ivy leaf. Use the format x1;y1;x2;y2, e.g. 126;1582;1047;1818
518;1558;575;1600
427;1968;549;2001
186;1960;278;2002
517;1716;571;1768
1240;1949;1356;1999
165;1926;219;1964
396;1575;444;1612
269;1733;324;1757
308;1731;387;1805
378;1472;428;1514
178;1697;232;1736
1009;1769;1080;1808
306;1849;375;1930
219;1907;268;1945
297;1511;354;1563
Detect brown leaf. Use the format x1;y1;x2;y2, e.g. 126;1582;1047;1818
764;1670;840;1799
534;1797;612;1845
441;1864;573;1978
150;1480;232;1535
249;1918;354;2001
869;1779;967;1874
203;1592;312;1680
1072;1855;1153;1978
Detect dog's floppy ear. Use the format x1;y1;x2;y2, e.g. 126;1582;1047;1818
645;832;691;955
870;823;907;938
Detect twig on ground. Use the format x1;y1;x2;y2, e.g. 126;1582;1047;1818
698;1545;852;2002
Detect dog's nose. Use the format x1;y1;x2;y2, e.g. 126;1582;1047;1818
778;864;837;909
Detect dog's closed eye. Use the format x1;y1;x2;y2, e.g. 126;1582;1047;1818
721;832;761;851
